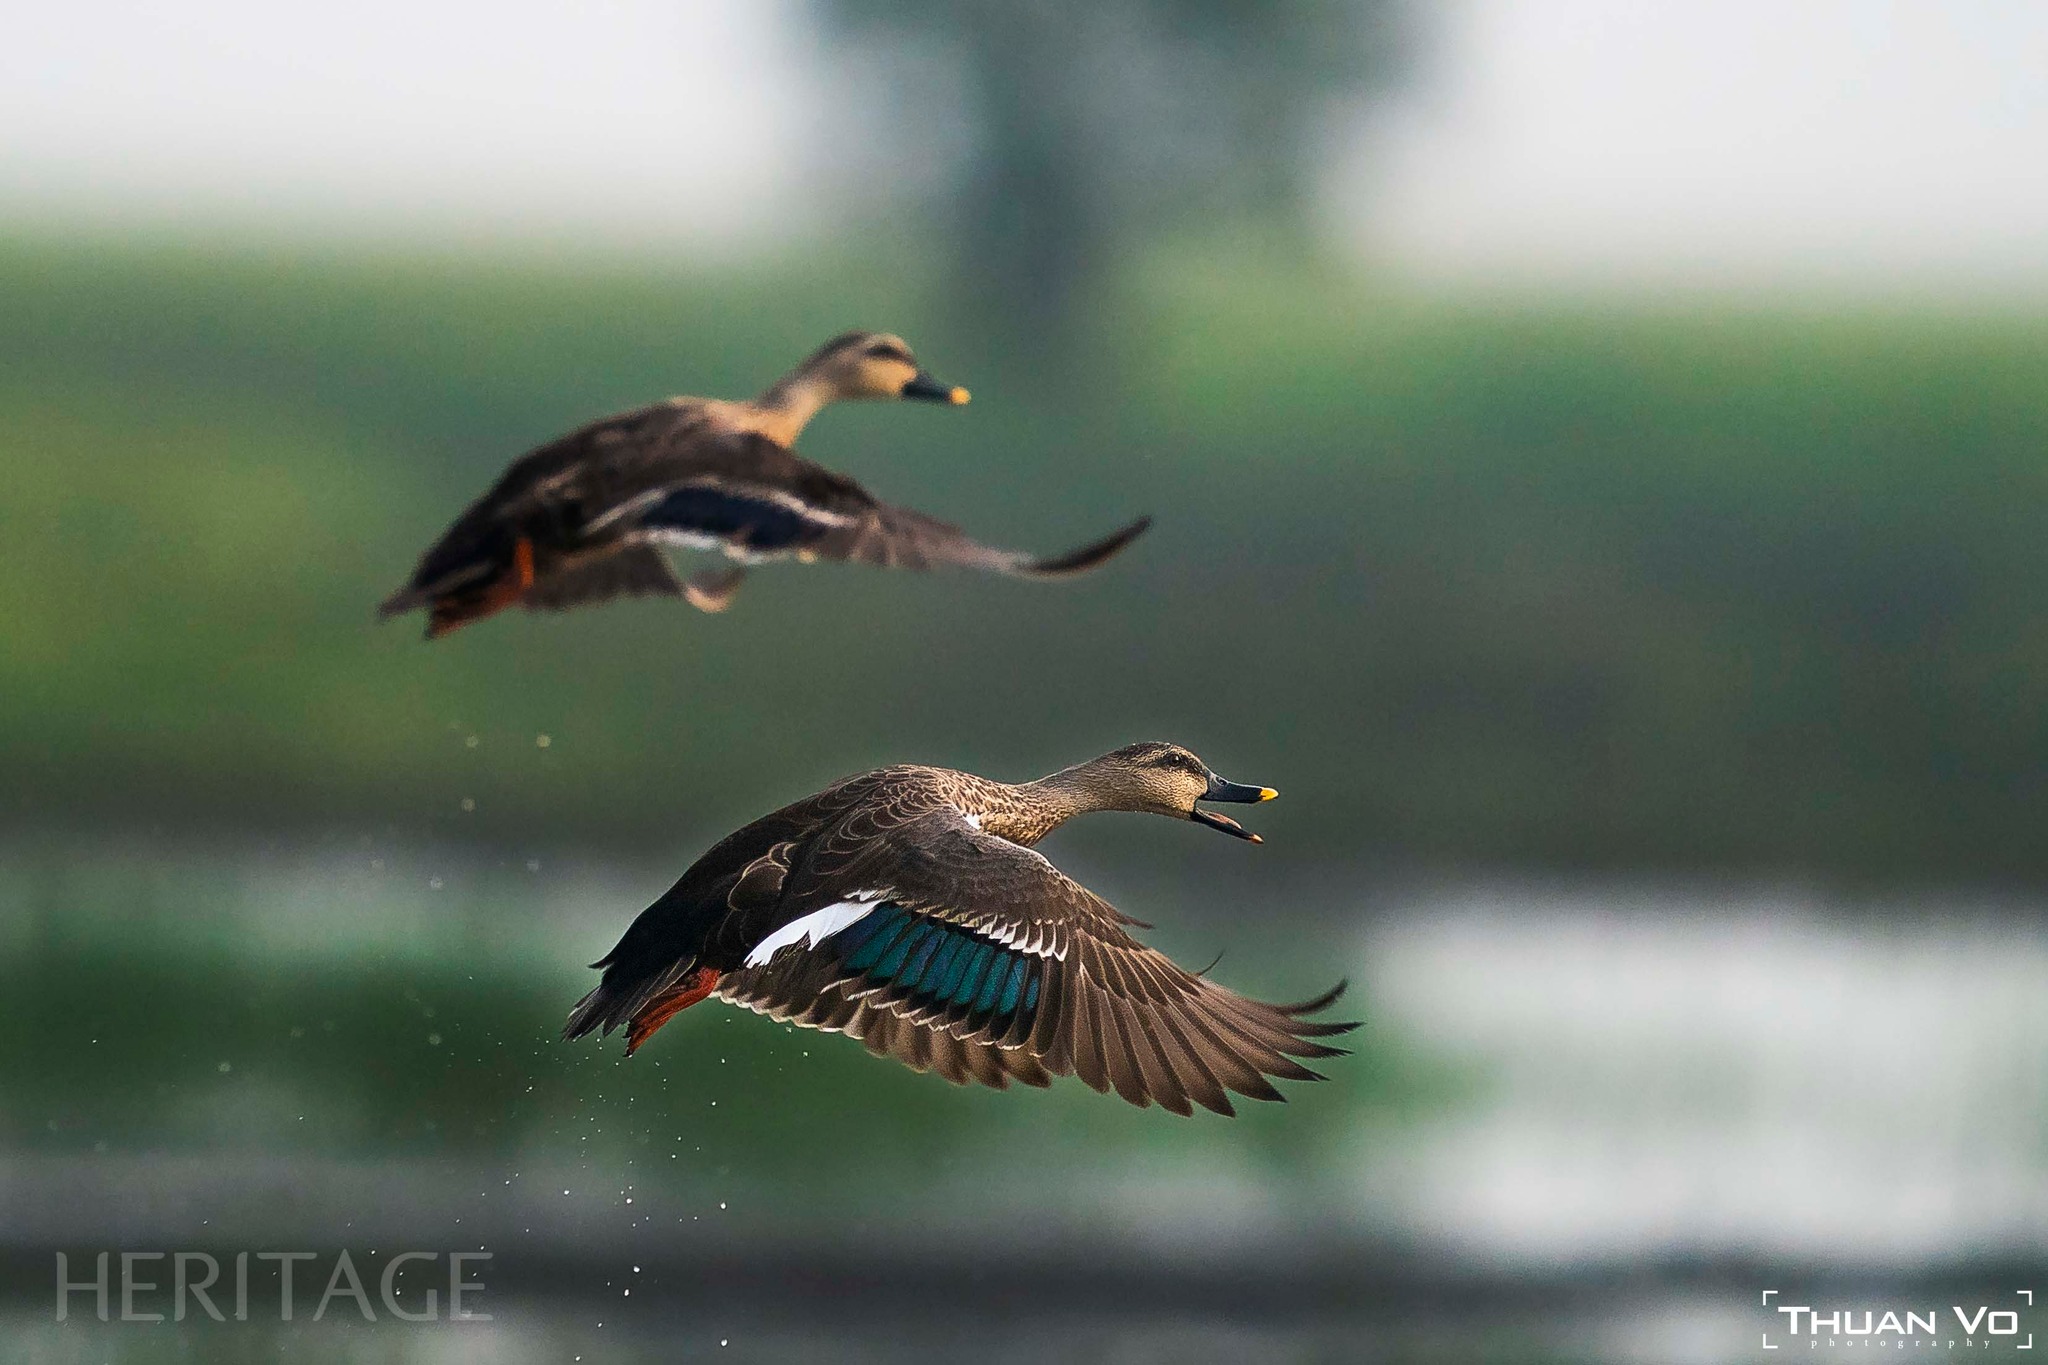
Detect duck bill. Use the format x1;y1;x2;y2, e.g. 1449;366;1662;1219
1190;774;1278;842
901;370;970;405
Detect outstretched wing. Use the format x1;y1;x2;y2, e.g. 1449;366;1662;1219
806;498;1152;579
715;809;1355;1116
617;432;1150;578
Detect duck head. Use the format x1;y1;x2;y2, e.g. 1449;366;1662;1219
799;331;970;405
1057;742;1278;842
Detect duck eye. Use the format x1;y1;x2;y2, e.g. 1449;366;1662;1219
864;343;909;363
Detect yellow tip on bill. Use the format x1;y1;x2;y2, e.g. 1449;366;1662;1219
1258;787;1279;801
1248;833;1264;844
948;387;971;405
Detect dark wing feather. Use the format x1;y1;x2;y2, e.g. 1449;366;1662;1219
629;432;1150;579
715;971;1054;1091
717;809;1355;1115
632;482;854;556
522;546;682;611
804;491;1151;579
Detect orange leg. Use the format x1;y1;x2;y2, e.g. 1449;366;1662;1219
625;966;721;1055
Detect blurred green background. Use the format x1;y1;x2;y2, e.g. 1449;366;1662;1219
5;2;2048;1362
11;237;2046;875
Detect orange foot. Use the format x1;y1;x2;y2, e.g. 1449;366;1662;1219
625;966;721;1055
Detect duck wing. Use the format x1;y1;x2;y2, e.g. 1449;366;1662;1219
521;546;682;610
609;431;1150;577
807;494;1153;579
716;808;1355;1116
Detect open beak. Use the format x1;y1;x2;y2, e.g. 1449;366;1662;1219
901;370;970;405
1189;773;1278;843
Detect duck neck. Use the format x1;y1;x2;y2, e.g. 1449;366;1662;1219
752;372;834;445
1003;763;1122;845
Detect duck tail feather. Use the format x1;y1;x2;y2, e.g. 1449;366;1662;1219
562;985;620;1043
562;958;679;1042
564;959;719;1055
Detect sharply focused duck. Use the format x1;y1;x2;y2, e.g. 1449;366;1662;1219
564;743;1355;1116
378;332;1151;636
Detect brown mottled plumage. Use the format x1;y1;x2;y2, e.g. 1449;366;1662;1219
564;743;1355;1117
377;331;1150;637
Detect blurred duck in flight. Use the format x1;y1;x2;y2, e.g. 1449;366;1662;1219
378;331;1150;637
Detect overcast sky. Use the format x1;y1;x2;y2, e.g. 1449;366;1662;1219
4;0;2044;291
1349;0;2048;290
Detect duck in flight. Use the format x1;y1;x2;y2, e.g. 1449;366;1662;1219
563;743;1355;1116
378;332;1151;637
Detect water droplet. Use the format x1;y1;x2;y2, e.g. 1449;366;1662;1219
217;1061;232;1073
536;734;552;748
464;735;479;748
460;797;475;812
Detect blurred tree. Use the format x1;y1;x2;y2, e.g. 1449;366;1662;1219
814;0;1410;368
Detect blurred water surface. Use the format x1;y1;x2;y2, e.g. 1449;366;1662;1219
5;843;2044;1361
